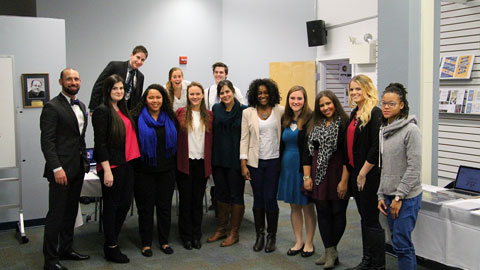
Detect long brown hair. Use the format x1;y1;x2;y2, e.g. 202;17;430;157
180;81;211;132
282;85;312;130
307;90;349;135
166;67;183;106
102;74;135;146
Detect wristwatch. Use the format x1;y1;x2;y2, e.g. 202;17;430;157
394;195;401;202
303;175;311;181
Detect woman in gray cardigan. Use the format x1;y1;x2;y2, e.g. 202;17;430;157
377;83;422;270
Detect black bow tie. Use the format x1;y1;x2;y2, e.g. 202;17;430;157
70;98;80;106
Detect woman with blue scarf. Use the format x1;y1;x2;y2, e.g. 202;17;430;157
130;84;177;257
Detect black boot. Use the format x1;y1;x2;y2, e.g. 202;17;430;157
264;211;279;253
345;227;371;270
252;208;265;252
369;227;385;270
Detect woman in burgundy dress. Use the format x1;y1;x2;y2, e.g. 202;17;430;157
303;90;349;269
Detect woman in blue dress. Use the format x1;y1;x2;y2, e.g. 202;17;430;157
277;85;316;257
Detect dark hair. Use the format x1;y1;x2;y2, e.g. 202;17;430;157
180;82;211;132
246;78;281;107
307;90;349;135
212;62;228;75
216;80;236;97
59;67;78;80
132;45;148;58
102;74;135;146
381;83;409;125
130;84;176;121
282;85;312;130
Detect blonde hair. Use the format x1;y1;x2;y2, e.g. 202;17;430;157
282;85;312;130
166;67;183;106
348;74;379;128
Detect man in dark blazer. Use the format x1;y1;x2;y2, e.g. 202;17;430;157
40;68;90;270
88;45;148;112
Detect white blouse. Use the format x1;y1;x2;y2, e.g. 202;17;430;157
188;111;205;159
258;112;279;160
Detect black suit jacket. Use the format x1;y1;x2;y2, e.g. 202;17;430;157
40;93;89;181
91;104;127;166
88;60;145;111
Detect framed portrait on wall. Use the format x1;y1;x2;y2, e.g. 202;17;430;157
21;73;50;108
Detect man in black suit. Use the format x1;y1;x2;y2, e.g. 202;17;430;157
88;45;148;112
40;68;90;270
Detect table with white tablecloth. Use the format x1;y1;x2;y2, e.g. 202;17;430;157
381;184;480;270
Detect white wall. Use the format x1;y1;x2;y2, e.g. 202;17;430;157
37;0;224;145
0;16;66;223
222;0;317;92
316;0;378;84
37;0;317;145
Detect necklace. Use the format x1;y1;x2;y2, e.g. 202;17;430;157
261;112;269;119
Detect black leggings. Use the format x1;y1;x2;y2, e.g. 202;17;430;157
315;199;349;248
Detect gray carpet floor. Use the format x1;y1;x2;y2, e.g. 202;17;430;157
0;193;456;270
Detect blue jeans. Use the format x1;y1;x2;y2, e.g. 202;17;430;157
385;193;422;270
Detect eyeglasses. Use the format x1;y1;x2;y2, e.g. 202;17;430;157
381;101;397;108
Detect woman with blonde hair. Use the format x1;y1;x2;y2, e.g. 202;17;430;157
176;82;213;250
344;75;384;270
277;86;316;258
165;67;191;111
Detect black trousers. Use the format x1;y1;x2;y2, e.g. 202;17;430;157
212;166;245;205
100;163;134;246
315;199;349;248
177;159;208;242
134;169;175;246
349;172;382;230
43;170;84;267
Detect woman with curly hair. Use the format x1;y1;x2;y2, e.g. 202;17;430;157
344;75;384;270
240;78;284;253
303;90;350;269
176;82;213;250
165;67;191;111
377;83;422;270
130;84;177;257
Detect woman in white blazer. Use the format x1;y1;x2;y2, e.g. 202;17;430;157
240;78;284;253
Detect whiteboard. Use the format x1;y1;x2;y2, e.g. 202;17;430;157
0;56;17;168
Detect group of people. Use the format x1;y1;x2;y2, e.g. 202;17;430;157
40;44;422;270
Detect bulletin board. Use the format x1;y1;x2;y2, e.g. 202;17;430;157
269;61;316;110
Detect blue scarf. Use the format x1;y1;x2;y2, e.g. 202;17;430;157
138;107;177;166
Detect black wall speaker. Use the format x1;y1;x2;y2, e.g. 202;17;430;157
306;20;327;47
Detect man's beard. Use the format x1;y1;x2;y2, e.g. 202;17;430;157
63;85;80;96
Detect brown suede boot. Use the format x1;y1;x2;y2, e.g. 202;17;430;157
221;204;244;247
207;202;230;243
